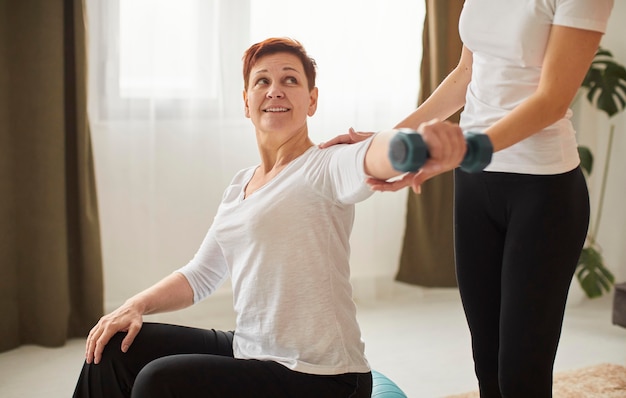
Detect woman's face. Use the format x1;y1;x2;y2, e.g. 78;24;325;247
243;52;318;139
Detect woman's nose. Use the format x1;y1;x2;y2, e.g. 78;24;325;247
266;84;284;98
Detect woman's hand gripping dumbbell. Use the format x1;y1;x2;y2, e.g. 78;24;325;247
388;128;493;173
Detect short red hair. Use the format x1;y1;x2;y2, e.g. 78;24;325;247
242;37;317;91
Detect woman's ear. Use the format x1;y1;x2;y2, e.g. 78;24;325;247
243;90;250;118
308;87;319;117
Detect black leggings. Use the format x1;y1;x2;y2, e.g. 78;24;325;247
454;168;589;398
72;323;372;398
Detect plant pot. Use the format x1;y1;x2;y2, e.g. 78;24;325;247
612;282;626;328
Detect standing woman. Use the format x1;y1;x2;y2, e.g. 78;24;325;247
338;0;614;396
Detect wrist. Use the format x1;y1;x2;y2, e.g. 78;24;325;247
124;296;149;315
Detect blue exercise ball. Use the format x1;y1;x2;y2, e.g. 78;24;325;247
371;369;407;397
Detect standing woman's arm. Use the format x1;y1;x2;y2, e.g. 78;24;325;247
361;46;474;184
394;45;473;130
483;26;604;152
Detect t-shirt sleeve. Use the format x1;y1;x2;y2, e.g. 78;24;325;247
175;227;229;303
323;137;375;205
553;0;614;33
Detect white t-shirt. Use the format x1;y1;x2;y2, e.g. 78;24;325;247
459;0;614;174
176;140;374;375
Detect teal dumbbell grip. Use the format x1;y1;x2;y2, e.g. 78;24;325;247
461;132;493;172
388;129;493;173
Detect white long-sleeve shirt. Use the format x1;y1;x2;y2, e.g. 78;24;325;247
177;139;374;375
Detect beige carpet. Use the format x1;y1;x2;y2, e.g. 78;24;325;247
447;363;626;398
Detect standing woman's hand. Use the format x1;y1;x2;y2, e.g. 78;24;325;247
85;302;144;365
318;127;374;148
368;120;466;193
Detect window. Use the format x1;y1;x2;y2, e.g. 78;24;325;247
87;0;246;121
118;0;217;100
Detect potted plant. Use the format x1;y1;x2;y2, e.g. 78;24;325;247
575;47;626;298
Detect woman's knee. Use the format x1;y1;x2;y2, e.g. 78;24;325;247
131;358;174;398
99;332;128;364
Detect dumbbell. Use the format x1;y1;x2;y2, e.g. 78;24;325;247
388;128;493;173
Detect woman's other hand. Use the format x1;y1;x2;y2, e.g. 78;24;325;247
85;302;144;365
318;127;374;148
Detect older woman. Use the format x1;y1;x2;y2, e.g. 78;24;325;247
72;37;465;398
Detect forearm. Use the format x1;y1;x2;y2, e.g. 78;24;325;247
395;46;472;129
394;76;466;129
363;130;402;180
484;92;568;152
124;272;194;316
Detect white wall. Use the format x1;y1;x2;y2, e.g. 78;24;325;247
574;2;626;284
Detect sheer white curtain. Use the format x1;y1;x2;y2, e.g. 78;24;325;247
86;0;425;310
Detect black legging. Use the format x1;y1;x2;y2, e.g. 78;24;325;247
454;167;589;398
72;323;372;398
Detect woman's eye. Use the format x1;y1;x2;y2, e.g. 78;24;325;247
256;78;269;86
285;77;297;84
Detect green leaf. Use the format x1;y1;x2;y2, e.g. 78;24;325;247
582;48;626;118
577;146;593;176
576;246;615;298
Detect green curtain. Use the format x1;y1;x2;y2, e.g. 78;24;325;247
0;0;103;353
395;0;464;287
